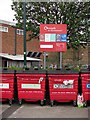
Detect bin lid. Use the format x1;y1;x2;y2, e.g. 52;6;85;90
80;69;90;74
47;69;79;74
16;69;46;74
0;69;15;74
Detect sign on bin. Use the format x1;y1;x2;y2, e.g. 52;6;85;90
0;83;9;88
54;84;73;89
86;84;90;88
21;84;41;89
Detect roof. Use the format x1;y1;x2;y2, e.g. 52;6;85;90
0;20;16;26
0;53;42;62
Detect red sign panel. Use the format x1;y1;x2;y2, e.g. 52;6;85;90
40;24;67;34
40;42;67;52
40;24;67;52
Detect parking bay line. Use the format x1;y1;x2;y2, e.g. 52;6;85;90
11;105;24;115
1;104;21;118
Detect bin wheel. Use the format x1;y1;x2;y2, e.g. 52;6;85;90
40;100;44;106
9;100;12;105
73;100;77;107
83;101;87;107
50;100;54;107
19;100;22;105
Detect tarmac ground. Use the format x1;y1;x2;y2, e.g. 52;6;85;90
0;101;89;119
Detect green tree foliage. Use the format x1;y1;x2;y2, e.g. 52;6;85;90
11;1;90;49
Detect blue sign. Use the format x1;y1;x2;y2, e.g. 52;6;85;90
56;34;61;42
86;84;90;88
61;34;67;42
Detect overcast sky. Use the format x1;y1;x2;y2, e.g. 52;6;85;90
0;0;15;22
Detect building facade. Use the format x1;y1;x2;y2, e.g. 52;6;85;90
0;20;89;68
0;20;40;55
0;53;41;68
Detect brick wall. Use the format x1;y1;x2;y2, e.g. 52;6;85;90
1;23;40;54
2;24;15;54
1;23;89;66
26;31;39;53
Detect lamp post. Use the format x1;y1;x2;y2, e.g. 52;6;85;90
12;5;17;56
43;19;47;70
23;1;27;69
14;27;16;55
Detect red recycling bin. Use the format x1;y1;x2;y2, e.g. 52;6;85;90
0;70;15;105
16;70;46;105
48;70;79;106
81;69;90;107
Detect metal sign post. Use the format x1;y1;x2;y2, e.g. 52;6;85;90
60;52;62;69
60;19;62;69
44;52;46;69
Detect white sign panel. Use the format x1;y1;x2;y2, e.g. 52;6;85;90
21;84;41;89
53;84;73;89
0;83;9;88
40;45;53;48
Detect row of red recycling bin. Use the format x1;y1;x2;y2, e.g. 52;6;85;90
80;69;90;107
0;69;90;107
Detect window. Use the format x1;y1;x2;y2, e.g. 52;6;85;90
17;29;23;35
0;26;8;32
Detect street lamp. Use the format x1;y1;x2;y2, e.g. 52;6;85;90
23;1;27;69
12;2;27;68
